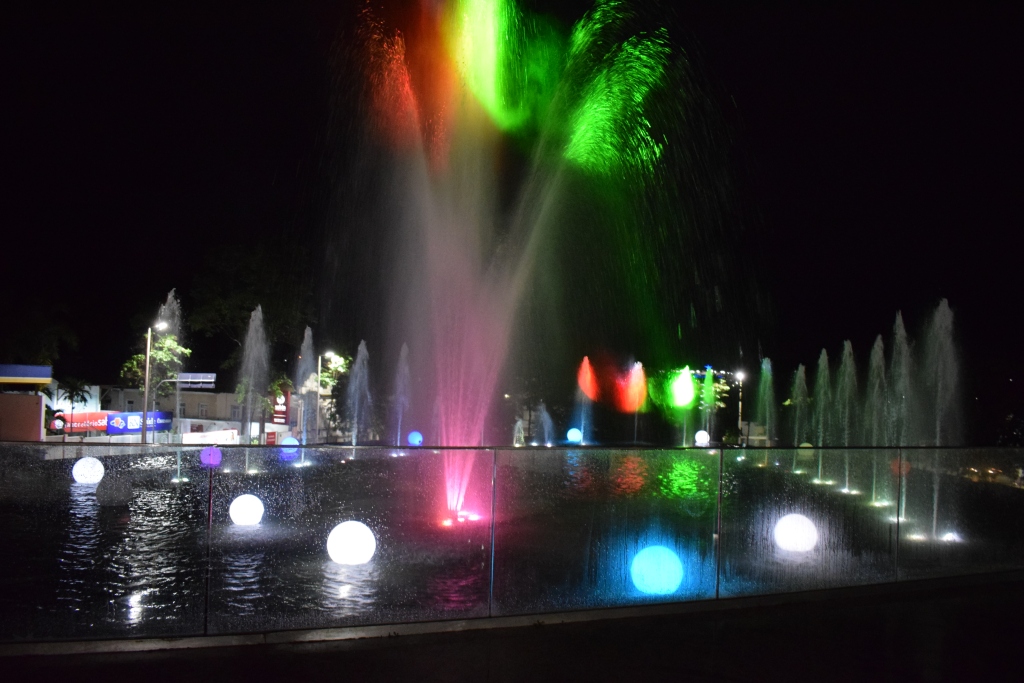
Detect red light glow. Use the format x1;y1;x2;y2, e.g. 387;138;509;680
615;362;647;413
612;454;649;495
577;356;600;401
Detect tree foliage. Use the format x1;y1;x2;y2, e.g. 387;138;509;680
188;248;315;368
120;334;192;397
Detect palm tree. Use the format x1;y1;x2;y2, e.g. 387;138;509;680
57;378;91;442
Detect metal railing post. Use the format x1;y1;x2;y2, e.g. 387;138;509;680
488;448;498;617
715;446;724;600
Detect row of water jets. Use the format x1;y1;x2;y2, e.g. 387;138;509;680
755;299;961;449
236;299;960;448
238;307;396;446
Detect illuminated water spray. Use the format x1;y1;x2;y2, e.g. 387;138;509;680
575;356;598;444
700;368;716;434
350;0;705;511
615;362;647;442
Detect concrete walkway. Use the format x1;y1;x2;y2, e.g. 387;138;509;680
5;572;1024;682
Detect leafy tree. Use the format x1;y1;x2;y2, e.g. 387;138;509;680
320;353;350;393
0;303;78;367
323;354;353;439
120;334;192;399
55;377;91;440
188;248;315;371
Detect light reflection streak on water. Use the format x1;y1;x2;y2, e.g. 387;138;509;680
111;480;200;626
219;538;268;617
57;484;101;614
58;455;205;629
321;560;378;613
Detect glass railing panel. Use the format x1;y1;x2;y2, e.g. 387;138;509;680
719;448;899;597
205;446;494;634
0;443;210;641
491;448;719;616
897;448;1024;581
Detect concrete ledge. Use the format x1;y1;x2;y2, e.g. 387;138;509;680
3;569;1022;658
0;634;266;657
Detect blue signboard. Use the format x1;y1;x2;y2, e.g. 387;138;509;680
107;411;173;434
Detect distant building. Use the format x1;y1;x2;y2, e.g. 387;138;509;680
100;385;245;436
0;365;52;441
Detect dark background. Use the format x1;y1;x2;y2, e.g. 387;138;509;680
2;2;1021;441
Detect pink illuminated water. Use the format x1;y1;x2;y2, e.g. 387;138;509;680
361;7;556;512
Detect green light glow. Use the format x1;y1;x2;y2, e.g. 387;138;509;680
701;368;716;409
658;456;713;504
563;3;669;175
669;366;696;408
447;0;560;132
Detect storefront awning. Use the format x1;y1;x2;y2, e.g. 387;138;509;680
0;365;52;385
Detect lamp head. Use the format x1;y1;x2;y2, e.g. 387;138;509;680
154;321;169;331
735;371;745;382
323;351;335;358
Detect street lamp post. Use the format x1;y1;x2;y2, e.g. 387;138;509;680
316;351;335;444
735;371;746;447
140;321;168;445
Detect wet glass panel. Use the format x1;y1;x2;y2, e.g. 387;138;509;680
719;448;899;597
0;444;210;641
491;448;719;616
206;446;493;633
897;448;1024;580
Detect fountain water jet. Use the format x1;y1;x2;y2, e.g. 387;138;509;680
756;358;776;457
347;341;372;447
834;341;858;490
920;299;960;538
889;312;913;520
812;350;832;481
512;419;525;447
296;327;317;445
889;312;912;446
238;306;270;443
537;401;554;446
787;364;809;469
574;357;598;445
392;344;411;447
700;369;716;437
864;335;887;501
345;2;739;513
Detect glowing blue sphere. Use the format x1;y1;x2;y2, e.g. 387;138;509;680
279;436;299;461
567;428;583;443
630;545;684;595
407;431;423;447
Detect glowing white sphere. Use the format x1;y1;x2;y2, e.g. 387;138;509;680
327;521;377;565
229;494;265;526
72;457;105;485
774;513;818;552
694;430;711;447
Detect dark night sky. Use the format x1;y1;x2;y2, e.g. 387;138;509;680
2;2;1021;440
